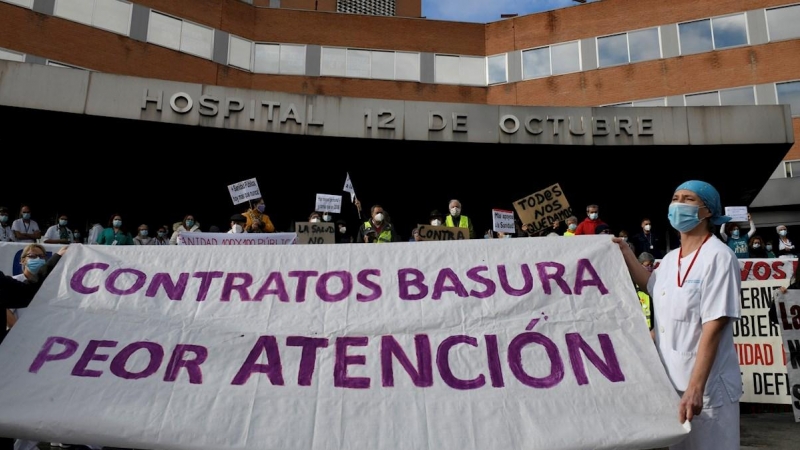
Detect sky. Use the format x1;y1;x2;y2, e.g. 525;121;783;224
422;0;598;24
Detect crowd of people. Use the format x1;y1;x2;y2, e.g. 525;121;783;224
1;180;799;450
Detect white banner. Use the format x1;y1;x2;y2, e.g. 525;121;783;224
315;193;342;214
734;259;795;404
180;232;297;245
0;242;67;276
227;178;261;205
491;209;515;234
774;290;800;421
0;239;688;450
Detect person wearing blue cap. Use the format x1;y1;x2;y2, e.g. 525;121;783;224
614;180;741;450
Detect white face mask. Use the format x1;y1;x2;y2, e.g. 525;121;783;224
431;219;442;226
779;230;787;237
374;213;384;223
588;213;598;220
450;207;460;216
232;224;244;233
644;224;651;231
311;218;320;223
323;214;332;222
339;227;346;234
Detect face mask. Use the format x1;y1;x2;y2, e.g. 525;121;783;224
232;224;243;234
504;234;511;239
140;230;148;236
484;234;491;239
731;230;740;239
568;223;577;231
589;213;598;220
186;220;195;227
644;224;651;231
450;207;460;216
74;233;80;239
113;220;122;228
257;204;266;213
59;219;68;226
779;230;788;237
158;231;166;238
431;219;442;226
22;213;31;220
339;226;346;234
0;215;7;223
667;203;703;233
766;244;773;251
752;243;761;249
374;213;384;223
26;258;46;273
311;218;320;223
323;214;332;222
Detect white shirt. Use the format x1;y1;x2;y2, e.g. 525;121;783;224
10;219;40;243
43;224;73;243
0;223;14;242
88;224;104;245
647;235;742;407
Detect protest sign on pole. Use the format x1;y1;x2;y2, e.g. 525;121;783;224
492;209;515;234
513;183;572;234
315;194;343;214
227;178;261;206
774;289;800;422
343;173;356;203
0;239;688;450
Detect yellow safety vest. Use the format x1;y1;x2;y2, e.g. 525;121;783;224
637;290;652;329
364;221;393;243
445;215;469;228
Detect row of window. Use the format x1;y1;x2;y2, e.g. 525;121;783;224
2;0;800;87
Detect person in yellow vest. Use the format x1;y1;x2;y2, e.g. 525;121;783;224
636;252;655;333
356;204;399;243
563;216;578;236
445;199;475;239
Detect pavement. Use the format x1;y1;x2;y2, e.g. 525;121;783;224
22;412;800;449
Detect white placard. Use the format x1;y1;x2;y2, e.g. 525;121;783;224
725;206;749;223
491;209;515;234
179;232;296;245
315;193;342;214
227;178;261;206
0;238;688;450
343;172;355;202
774;289;800;422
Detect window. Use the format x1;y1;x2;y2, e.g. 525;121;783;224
685;91;720;106
0;48;24;62
320;47;346;76
487;54;507;84
522;47;550;79
1;0;33;9
719;86;755;105
147;12;213;60
395;52;420;81
632;98;666;107
54;0;132;36
628;28;661;63
346;49;371;78
679;13;748;55
371;51;394;80
434;55;486;86
522;41;580;79
254;43;306;75
776;81;800;117
229;35;253;71
766;4;800;41
598;29;661;68
597;33;628;67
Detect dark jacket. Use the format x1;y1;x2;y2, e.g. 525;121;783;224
2;253;62;343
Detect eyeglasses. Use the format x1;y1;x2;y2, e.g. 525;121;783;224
24;254;45;259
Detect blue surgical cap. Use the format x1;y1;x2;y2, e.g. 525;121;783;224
674;180;731;225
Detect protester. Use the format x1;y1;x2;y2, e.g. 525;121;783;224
614;180;742;449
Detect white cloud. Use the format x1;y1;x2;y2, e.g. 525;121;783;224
422;0;595;23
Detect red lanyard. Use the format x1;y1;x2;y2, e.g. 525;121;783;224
677;233;711;288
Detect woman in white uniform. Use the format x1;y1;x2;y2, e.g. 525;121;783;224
614;180;741;450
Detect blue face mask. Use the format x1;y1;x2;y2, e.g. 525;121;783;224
668;203;705;233
22;213;31;220
568;223;577;231
140;230;149;236
59;220;68;226
731;230;740;239
26;258;46;273
186;220;195;227
0;215;8;223
158;231;166;238
113;220;122;228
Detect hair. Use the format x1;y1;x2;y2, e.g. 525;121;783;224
19;204;31;218
370;205;383;215
586;204;599;212
749;235;764;246
108;213;123;228
449;199;461;207
183;214;196;226
567;216;578;223
309;211;322;220
638;252;655;264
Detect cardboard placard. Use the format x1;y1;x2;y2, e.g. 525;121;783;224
416;225;469;241
513;183;572;234
295;221;335;244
